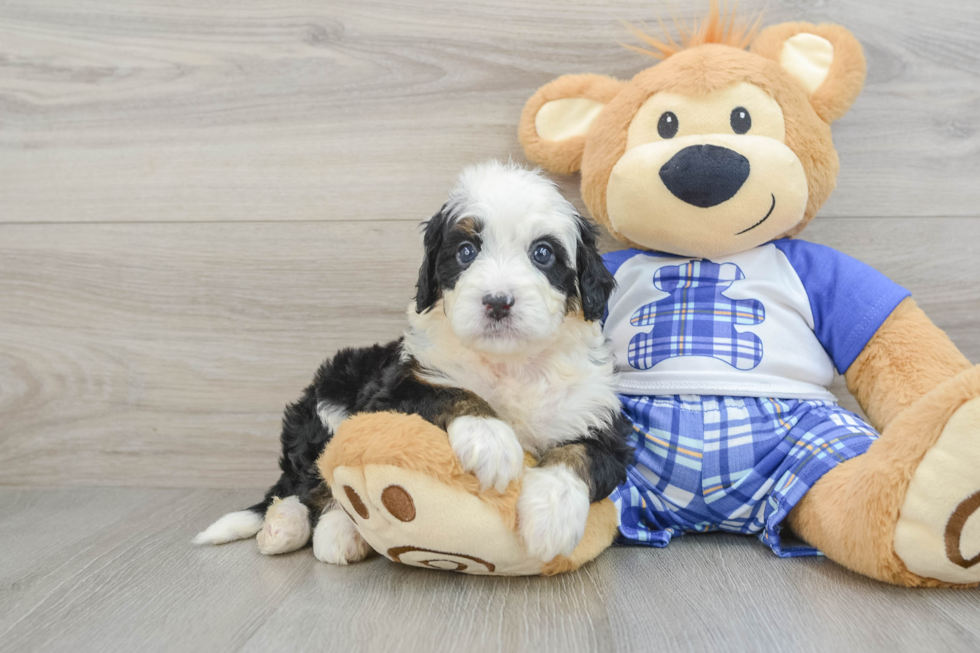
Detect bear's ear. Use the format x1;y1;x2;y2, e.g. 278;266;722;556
751;22;867;123
519;74;626;174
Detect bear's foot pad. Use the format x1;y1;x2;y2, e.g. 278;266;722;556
895;397;980;584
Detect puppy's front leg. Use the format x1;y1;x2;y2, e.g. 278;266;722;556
517;450;592;562
518;414;634;561
312;503;373;565
388;379;524;492
447;415;525;493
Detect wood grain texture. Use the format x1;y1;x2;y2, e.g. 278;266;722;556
1;217;978;487
0;218;980;487
0;220;419;488
1;0;978;223
2;2;979;650
0;487;978;653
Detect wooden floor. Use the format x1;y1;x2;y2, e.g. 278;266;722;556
2;487;979;653
1;0;979;651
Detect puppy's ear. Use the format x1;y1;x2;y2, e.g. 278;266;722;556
415;205;450;313
575;215;615;322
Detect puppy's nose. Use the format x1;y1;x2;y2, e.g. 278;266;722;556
482;293;514;320
659;144;750;208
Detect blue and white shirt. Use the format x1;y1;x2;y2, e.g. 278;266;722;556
602;240;910;401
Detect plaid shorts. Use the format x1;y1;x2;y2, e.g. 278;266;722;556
610;394;878;557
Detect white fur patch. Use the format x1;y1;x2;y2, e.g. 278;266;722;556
447;415;525;492
256;496;311;555
192;509;264;545
312;508;372;565
517;465;590;562
316;400;349;432
405;305;620;455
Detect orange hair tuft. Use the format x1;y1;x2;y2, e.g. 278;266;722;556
623;1;764;60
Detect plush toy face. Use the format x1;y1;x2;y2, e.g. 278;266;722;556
520;19;868;259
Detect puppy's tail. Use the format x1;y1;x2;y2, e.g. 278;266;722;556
192;501;267;546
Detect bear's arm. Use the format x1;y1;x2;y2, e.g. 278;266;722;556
844;297;971;431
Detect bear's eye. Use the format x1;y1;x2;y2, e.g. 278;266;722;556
657;111;679;139
456;241;478;265
730;107;751;134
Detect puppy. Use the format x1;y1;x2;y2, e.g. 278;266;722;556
194;160;633;564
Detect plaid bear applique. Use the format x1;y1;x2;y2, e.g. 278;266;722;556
627;261;765;371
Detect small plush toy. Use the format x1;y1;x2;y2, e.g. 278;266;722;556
322;4;980;585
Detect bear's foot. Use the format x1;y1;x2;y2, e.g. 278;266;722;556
894;396;980;584
789;366;980;587
316;411;621;576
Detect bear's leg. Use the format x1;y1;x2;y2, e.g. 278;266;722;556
788;366;980;587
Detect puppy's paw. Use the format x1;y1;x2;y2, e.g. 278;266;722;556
517;465;590;562
447;416;524;492
256;496;311;555
312;508;372;565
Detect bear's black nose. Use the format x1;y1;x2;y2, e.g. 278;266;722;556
659;144;750;208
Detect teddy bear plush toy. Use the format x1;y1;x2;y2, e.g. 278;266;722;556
321;5;980;586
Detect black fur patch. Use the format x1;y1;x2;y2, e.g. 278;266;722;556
575;215;617;322
251;339;499;528
415;205;451;313
578;412;635;501
531;235;578;300
416;209;484;313
537;410;634;502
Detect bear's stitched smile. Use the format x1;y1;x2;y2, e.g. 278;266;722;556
735;194;777;235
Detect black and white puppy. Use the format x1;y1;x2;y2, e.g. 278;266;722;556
194;161;633;563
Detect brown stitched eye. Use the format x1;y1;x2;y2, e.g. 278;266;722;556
657;111;678;139
730;107;751;134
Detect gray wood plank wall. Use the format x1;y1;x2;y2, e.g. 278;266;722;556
2;0;979;488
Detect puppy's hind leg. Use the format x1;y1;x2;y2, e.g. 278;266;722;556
256;496;312;555
312;505;372;565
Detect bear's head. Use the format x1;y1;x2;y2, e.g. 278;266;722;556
519;5;866;259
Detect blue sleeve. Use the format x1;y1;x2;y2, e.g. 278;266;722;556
602;248;644;276
773;239;910;374
601;249;651;324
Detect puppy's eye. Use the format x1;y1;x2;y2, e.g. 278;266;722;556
658;111;678;139
730;106;751;134
531;243;555;267
456;241;478;265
